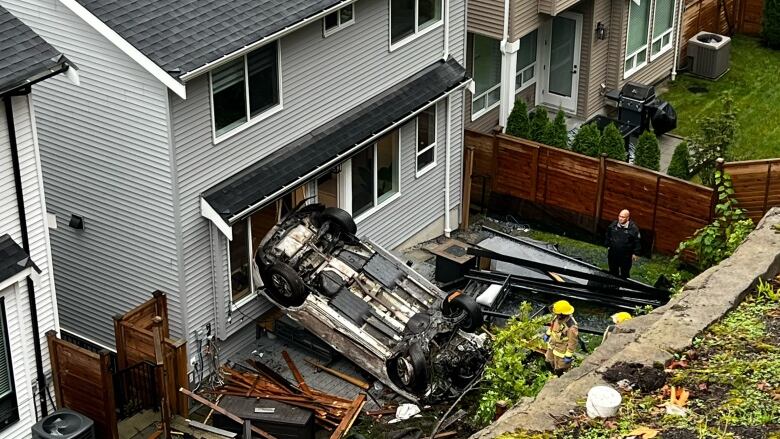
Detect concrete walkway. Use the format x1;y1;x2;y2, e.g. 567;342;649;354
471;208;780;438
659;133;685;173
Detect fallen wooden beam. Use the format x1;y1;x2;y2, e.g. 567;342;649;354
282;351;312;394
179;388;277;439
304;359;370;390
185;419;237;438
330;394;366;439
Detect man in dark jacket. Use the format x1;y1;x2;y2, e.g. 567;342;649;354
605;209;641;278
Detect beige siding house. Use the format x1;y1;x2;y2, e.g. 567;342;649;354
465;0;683;132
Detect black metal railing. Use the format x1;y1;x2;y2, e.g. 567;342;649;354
60;330;119;372
113;361;158;419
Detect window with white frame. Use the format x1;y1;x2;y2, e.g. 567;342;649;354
515;30;538;91
211;41;280;138
0;298;18;433
471;33;501;117
416;105;437;173
351;131;400;218
324;3;355;36
228;199;289;306
390;0;442;46
651;0;675;57
624;0;652;76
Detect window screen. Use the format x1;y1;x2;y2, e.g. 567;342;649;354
653;0;674;37
626;0;651;55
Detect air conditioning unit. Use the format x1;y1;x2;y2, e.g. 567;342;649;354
31;408;95;439
687;31;731;79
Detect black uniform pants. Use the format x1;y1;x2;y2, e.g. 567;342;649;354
608;250;632;279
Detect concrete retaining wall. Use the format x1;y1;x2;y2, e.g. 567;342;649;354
472;207;780;437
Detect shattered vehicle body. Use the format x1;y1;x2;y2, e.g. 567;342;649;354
253;204;489;401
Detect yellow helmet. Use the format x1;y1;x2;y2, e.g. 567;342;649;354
551;300;574;315
611;312;632;324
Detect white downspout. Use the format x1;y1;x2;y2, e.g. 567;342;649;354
442;0;450;60
671;0;684;80
498;0;518;129
444;95;452;237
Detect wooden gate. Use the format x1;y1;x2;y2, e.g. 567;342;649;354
734;0;764;34
113;291;189;416
46;331;119;439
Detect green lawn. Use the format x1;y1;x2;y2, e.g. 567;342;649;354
660;35;780;160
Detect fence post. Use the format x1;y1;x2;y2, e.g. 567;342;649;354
462;146;475;228
762;162;773;215
173;340;189;416
99;350;120;439
45;331;62;409
152;316;171;438
530;145;540;203
113;314;127;370
491;127;501;195
650;175;661;254
592;154;608;235
153;291;169;338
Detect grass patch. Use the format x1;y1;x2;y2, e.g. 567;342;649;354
661;35;780;160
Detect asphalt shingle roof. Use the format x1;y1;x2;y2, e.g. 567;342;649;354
0;5;64;94
0;234;39;284
76;0;346;77
203;57;468;223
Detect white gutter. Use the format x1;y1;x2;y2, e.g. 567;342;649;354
58;0;187;99
217;80;471;226
442;0;450;60
443;95;453;237
671;0;685;80
180;0;356;82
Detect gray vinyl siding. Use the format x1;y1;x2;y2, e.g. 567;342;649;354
616;0;679;88
467;0;505;40
1;0;181;347
539;0;585;16
171;0;464;345
573;1;593;118
0;94;59;435
465;92;500;133
584;0;613;118
509;0;542;41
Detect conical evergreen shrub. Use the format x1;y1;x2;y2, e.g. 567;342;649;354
506;99;530;138
667;141;691;179
528;107;550;142
571;123;601;157
543;110;569;149
601;123;628;161
634;130;661;171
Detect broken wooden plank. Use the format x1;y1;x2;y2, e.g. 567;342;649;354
185;419;237;438
179;388;277;439
304;359;370;390
329;394;366;439
282;351;312;394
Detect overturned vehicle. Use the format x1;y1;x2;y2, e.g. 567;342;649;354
253;204;489;401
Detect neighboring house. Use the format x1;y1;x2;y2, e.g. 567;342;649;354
1;0;469;372
465;0;683;132
0;6;77;437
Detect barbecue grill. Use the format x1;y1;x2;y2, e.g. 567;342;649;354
605;82;677;136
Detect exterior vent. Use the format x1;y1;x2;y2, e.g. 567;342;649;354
31;408;95;439
687;31;731;79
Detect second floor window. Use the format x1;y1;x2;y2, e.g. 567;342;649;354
390;0;442;46
211;41;280;139
324;3;356;36
416;105;437;174
516;30;538;91
471;33;501;117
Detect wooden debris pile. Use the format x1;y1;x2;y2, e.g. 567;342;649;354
200;352;365;439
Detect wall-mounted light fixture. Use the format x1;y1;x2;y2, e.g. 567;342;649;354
596;22;607;40
68;214;84;230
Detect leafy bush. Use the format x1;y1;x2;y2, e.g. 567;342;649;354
571;123;601;157
476;303;553;426
763;0;780;49
543;110;569;149
528;107;551;142
506;99;531;138
601;123;628;161
676;171;754;270
688;96;737;186
634;130;660;171
667;141;691;179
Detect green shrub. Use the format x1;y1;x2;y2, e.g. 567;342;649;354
601;123;628;161
763;0;780;49
667;141;691;179
543;110;569;149
676;171;755;270
689;96;737;186
571;123;601;157
634;130;660;170
476;303;553;426
506;99;531;138
528;107;550;142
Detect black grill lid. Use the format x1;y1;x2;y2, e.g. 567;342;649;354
620;82;656;101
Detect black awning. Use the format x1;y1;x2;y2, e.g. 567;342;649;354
202;57;468;224
0;234;39;285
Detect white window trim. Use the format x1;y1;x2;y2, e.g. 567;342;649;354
515;63;536;91
623;0;651;79
226;220;255;311
650;0;676;60
415;104;438;177
210;41;284;144
624;45;649;78
388;0;444;52
323;4;356;37
471;82;501;121
347;136;402;224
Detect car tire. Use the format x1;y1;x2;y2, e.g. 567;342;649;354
442;292;483;333
262;263;308;307
388;343;429;393
319;207;357;235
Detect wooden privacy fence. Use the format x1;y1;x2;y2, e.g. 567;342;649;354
724;159;780;222
681;0;763;56
46;331;119;439
114;291;189;416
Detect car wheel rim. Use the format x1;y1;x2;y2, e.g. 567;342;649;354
397;357;414;386
271;274;293;298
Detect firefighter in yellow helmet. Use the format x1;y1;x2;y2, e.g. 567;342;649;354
543;300;579;374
